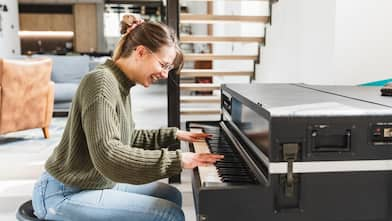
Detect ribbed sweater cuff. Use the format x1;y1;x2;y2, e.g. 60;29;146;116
166;149;182;176
168;127;179;141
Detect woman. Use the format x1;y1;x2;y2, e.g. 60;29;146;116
32;14;223;221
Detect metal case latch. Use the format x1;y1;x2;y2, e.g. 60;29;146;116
283;143;299;197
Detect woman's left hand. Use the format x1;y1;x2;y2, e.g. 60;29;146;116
176;130;212;142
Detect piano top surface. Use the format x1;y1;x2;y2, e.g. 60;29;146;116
223;83;392;117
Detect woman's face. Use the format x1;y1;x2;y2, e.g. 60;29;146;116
135;45;176;87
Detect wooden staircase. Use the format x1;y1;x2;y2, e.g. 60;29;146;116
179;0;270;118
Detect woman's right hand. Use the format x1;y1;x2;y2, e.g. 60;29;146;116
181;152;224;169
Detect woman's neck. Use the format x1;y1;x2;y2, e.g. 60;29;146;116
114;57;137;81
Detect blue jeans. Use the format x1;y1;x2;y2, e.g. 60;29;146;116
32;172;185;221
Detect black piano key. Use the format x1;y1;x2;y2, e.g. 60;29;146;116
222;177;253;183
216;160;244;164
210;147;233;150
218;170;250;175
219;160;244;165
223;176;253;181
218;168;249;173
198;124;256;185
219;172;250;177
220;156;239;160
216;164;248;169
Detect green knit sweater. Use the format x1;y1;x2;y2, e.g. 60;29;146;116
45;59;182;189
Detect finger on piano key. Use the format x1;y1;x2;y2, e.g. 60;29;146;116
190;127;223;185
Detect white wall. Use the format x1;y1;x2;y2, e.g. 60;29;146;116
257;0;392;85
333;0;392;85
0;0;21;57
257;0;335;84
257;0;301;83
298;0;335;84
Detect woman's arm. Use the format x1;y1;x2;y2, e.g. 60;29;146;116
130;128;178;149
131;129;213;149
81;97;182;184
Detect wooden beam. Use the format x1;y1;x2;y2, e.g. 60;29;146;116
166;0;181;184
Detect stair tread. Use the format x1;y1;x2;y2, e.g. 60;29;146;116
180;83;221;91
180;35;264;43
181;95;220;99
181;108;221;115
180;96;221;103
183;0;268;2
184;54;258;61
180;14;269;23
180;83;221;87
181;69;253;73
182;107;221;110
181;69;253;77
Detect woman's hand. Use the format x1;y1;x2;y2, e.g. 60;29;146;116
176;130;212;142
181;152;224;169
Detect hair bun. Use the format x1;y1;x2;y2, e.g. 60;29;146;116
120;21;130;35
119;13;144;35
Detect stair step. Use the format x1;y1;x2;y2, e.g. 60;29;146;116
180;83;221;91
181;69;253;77
184;53;258;61
180;35;264;43
183;0;268;1
180;96;221;103
180;77;195;83
181;108;221;115
180;14;269;24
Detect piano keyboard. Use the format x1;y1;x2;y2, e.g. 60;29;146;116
190;125;256;186
190;128;222;184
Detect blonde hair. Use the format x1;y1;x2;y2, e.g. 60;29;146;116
112;17;184;73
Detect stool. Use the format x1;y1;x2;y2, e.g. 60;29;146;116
16;200;45;221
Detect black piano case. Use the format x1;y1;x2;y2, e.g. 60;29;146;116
188;83;392;221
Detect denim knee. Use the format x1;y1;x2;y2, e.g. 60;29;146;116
168;185;182;208
32;180;47;219
32;173;52;219
156;182;182;207
167;204;185;221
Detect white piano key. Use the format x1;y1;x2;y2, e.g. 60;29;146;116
190;128;223;185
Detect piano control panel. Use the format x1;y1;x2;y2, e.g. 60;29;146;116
371;122;392;145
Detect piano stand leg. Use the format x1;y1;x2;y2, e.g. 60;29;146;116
169;175;181;184
168;141;181;184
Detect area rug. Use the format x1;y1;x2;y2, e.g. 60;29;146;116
0;117;67;154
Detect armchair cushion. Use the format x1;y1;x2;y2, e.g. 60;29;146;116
0;58;54;137
54;83;78;102
34;55;90;83
51;55;90;83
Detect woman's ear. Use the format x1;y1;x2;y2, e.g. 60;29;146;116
134;45;147;58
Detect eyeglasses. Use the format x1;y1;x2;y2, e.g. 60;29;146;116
145;47;174;72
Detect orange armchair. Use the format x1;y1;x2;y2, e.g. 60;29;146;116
0;58;54;138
